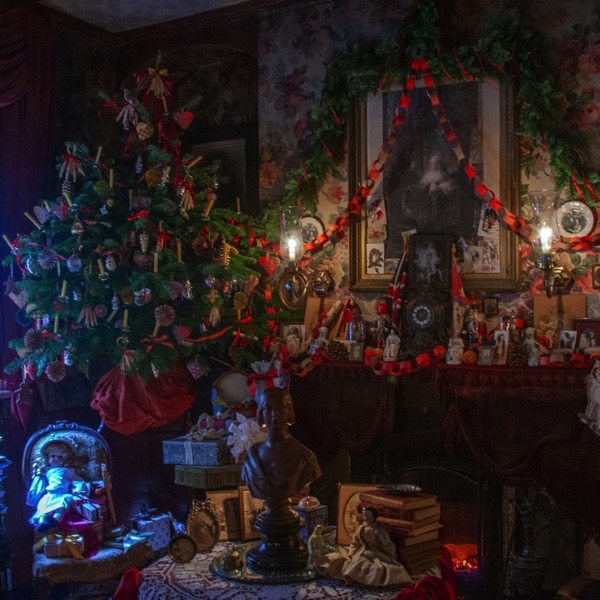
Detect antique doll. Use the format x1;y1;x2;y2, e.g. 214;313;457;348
26;440;87;532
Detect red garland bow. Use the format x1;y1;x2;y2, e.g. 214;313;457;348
141;335;175;352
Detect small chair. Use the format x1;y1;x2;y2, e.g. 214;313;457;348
22;421;153;599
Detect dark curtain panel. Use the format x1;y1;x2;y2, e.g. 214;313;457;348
0;3;58;373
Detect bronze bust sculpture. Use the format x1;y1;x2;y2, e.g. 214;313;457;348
241;388;321;573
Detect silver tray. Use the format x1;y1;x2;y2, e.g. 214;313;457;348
377;484;422;496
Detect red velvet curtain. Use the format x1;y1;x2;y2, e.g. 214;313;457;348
0;2;58;373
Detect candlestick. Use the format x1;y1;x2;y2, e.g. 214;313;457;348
153;322;160;337
107;308;118;323
122;309;129;329
95;146;103;163
64;192;72;207
186;155;203;170
153;251;158;273
287;238;297;263
176;240;182;262
97;259;106;277
43;200;51;212
24;212;42;229
236;197;241;213
60;280;68;298
2;235;14;251
54;314;59;334
203;190;215;218
109;169;114;189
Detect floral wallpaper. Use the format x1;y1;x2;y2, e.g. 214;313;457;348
257;0;600;329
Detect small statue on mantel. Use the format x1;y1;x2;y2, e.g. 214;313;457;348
446;334;465;365
383;329;400;362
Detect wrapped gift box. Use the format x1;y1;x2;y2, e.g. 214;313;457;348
74;499;105;522
44;534;85;558
162;435;232;466
294;503;328;542
131;511;172;552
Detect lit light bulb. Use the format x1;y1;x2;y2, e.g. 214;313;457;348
287;238;297;263
539;225;553;253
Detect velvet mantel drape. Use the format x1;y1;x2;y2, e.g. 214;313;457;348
0;2;58;373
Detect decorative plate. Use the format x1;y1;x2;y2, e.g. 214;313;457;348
378;484;422;496
301;215;325;244
556;200;595;238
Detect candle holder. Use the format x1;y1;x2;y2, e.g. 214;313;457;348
277;262;309;311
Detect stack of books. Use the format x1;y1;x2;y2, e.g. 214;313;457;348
358;488;441;575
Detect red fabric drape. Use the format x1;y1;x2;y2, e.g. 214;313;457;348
0;2;58;374
90;362;197;435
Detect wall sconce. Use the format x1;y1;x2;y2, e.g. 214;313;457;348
277;206;309;310
528;190;571;298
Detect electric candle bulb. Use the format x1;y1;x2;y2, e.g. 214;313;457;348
539;226;553;253
60;280;68;297
95;146;103;163
54;314;60;334
2;235;14;251
176;240;182;262
109;169;114;189
153;251;158;273
122;309;129;329
97;258;106;277
287;238;297;263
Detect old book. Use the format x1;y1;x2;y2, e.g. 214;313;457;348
371;513;440;530
358;490;437;511
398;546;440;565
358;501;441;522
381;519;441;538
405;556;440;575
391;528;440;547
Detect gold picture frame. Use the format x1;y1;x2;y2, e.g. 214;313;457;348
336;483;377;546
186;499;220;552
238;485;266;542
206;490;241;541
349;79;518;293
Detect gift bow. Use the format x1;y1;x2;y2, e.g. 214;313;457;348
33;533;84;559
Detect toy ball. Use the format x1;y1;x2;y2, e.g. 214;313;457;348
462;349;478;364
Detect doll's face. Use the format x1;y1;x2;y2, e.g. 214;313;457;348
47;448;67;467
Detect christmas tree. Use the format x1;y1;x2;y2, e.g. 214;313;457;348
2;59;278;384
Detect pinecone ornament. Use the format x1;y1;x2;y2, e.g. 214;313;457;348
506;342;529;367
327;340;349;361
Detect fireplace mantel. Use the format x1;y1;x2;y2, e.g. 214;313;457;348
435;364;599;536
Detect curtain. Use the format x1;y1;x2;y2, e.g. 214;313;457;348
0;2;58;373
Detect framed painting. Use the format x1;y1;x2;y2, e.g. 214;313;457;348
206;490;241;541
187;124;259;216
238;485;266;542
349;79;518;292
407;234;453;289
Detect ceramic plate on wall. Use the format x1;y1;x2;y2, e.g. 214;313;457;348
556;200;595;238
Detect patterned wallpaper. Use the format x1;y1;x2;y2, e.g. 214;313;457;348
257;0;600;325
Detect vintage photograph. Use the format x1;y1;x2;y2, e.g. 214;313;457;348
483;297;499;317
477;346;495;365
239;486;266;542
574;319;600;350
186;499;220;552
281;323;305;358
559;330;577;350
350;79;518;292
407;234;453;289
492;330;509;365
206;490;241;541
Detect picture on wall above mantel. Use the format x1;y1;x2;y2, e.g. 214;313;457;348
349;78;519;293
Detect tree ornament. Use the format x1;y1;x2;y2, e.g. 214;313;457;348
78;305;98;327
144;168;162;187
119;349;136;373
134;288;152;305
64;346;75;366
233;291;248;319
139;231;150;254
38;248;59;270
151;363;159;378
111;294;120;310
120;287;134;305
24;328;45;351
72;290;82;302
207;289;218;304
187;360;203;379
45;360;66;382
15;308;31;327
95;304;108;319
182;280;193;300
133;252;154;270
105;255;117;272
136;122;153;141
154;304;176;326
209;305;220;327
71;218;85;237
67;253;83;272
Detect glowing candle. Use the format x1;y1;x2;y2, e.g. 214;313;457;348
109;169;114;189
95;146;103;163
60;280;68;297
54;314;59;334
539;226;553;253
287;238;297;262
2;235;14;251
122;309;129;329
97;259;106;277
176;240;182;262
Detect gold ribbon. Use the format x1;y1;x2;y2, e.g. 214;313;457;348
33;533;84;559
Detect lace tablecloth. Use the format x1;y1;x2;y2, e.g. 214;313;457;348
138;544;412;600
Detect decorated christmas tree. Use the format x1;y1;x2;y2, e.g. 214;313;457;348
2;58;277;385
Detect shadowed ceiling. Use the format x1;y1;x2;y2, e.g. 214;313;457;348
32;0;283;32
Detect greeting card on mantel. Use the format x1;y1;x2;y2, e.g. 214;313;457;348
533;294;587;350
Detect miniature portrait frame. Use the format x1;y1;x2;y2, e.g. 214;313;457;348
336;483;377;546
574;319;600;350
559;330;577;351
477;346;495;365
483;296;499;317
206;490;241;541
281;323;306;358
593;265;600;290
186;499;220;552
238;486;266;542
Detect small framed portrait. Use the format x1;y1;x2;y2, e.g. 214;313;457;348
574;319;600;350
559;330;577;350
206;490;241;541
301;215;325;244
239;486;266;542
492;330;509;365
477;346;495;365
186;499;220;552
483;297;499;317
407;234;453;289
281;323;305;358
593;265;600;290
336;483;377;545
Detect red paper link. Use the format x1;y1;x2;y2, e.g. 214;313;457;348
464;163;477;179
571;174;587;202
415;353;431;368
405;76;416;91
127;209;150;221
186;326;233;344
320;139;334;158
377;73;390;92
583;176;600;203
432;345;446;359
393;113;405;127
399;95;411;110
